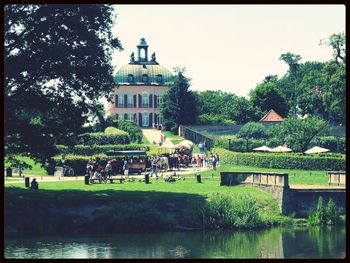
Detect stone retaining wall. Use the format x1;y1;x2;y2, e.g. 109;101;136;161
220;172;345;216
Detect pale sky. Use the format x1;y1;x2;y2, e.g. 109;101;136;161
110;4;345;98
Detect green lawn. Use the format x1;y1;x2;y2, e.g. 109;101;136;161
190;164;329;185
4;156;48;176
162;131;184;141
5;177;278;214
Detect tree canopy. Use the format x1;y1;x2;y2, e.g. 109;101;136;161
160;68;197;133
4;4;123;166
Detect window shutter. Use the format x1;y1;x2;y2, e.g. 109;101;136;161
115;113;119;120
154;113;158;124
149;94;153;108
115;95;118;108
133;113;137;123
133;95;137;108
138;94;142;108
139;113;142;126
149;113;153;127
124;95;127;108
124;113;127;120
154;95;157;108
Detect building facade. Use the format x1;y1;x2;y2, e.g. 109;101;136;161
107;38;173;127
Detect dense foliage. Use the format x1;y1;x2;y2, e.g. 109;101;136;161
4;4;122;167
160;68;198;133
268;116;328;152
78;132;130;145
308;197;340;226
116;121;143;143
213;148;345;171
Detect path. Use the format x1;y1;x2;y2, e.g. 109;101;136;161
4;165;211;185
142;128;175;149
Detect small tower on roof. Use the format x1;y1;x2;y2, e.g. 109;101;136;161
137;38;149;62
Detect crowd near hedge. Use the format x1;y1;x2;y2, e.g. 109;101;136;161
213;148;345;171
78;132;130;145
56;144;150;156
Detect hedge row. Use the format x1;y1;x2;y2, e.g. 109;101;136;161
51;154;112;175
215;136;346;153
56;144;150;156
78;132;130;145
213;148;345;171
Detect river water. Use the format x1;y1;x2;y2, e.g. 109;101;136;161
5;226;345;259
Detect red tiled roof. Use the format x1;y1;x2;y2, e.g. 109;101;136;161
259;109;284;122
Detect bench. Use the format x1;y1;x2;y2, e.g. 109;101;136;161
89;177;125;184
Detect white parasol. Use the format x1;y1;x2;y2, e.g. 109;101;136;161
304;146;330;154
269;145;292;152
253;146;272;152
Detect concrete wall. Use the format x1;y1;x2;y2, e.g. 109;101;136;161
288;189;346;217
220;172;345;216
220;172;290;214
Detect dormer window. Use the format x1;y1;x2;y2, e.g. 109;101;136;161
128;74;134;83
142;74;148;83
156;74;163;83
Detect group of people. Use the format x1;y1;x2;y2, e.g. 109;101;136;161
198;141;209;154
152;134;167;147
86;157;131;182
194;153;219;170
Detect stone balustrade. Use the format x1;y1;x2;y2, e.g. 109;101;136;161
328;171;345;186
220;172;288;187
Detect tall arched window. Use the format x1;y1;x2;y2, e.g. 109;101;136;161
142;93;149;108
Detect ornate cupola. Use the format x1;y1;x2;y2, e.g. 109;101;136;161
137;38;149;62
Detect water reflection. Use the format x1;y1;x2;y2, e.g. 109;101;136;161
5;226;345;259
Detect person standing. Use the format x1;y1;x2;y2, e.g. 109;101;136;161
30;178;39;190
212;155;217;171
122;161;129;178
105;161;113;178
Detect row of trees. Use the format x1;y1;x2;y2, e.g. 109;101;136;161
161;33;345;131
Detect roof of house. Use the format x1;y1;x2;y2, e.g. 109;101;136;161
259;109;284;122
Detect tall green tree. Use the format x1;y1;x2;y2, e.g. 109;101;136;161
160;68;197;133
237;122;267;151
268;116;328;152
279;52;302;117
249;82;289;118
4;4;123;167
320;32;345;65
195;90;255;124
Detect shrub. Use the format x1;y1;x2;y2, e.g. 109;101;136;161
213;148;345;171
308;197;340;226
215;136;266;152
56;144;150;156
203;193;262;229
116;121;143;143
78;132;130;145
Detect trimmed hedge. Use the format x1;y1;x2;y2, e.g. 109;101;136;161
213;148;345;171
104;127;127;135
56;144;150;156
78;132;130;145
51;154;106;175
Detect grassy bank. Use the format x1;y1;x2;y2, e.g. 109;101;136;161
5;178;297;237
